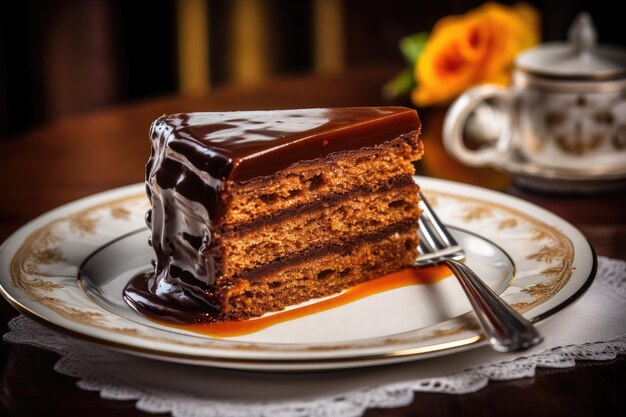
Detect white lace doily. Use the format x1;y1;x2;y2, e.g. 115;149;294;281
4;256;626;417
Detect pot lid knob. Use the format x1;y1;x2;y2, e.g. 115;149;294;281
568;12;596;54
516;12;626;79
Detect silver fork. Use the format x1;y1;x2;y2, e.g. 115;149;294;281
415;191;543;352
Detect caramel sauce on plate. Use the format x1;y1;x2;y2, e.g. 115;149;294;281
156;265;451;338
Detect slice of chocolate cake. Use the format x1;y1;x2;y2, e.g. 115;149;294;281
125;107;423;323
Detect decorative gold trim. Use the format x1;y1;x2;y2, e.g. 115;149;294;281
426;190;575;313
9;195;147;333
498;218;518;230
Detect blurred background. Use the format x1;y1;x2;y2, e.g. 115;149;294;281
0;0;621;138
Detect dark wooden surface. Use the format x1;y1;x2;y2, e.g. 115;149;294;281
1;65;625;417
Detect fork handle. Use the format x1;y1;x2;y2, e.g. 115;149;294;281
443;259;543;352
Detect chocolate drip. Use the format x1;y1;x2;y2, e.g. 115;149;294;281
124;272;221;324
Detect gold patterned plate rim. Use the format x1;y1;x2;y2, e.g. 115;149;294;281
0;178;596;371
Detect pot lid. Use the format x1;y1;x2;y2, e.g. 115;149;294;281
515;12;626;79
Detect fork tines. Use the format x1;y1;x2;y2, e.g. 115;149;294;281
415;191;465;266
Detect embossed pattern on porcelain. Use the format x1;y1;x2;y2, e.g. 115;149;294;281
517;88;626;170
443;13;626;178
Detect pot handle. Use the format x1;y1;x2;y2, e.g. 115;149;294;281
442;84;515;167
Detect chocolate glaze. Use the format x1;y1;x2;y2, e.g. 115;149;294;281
124;107;421;324
125;272;221;323
166;108;420;182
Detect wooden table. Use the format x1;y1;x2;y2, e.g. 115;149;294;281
1;65;625;416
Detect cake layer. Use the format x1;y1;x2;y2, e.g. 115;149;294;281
218;227;419;320
219;180;420;278
221;131;422;228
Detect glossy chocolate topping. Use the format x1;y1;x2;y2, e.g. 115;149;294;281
158;107;420;182
125;107;421;323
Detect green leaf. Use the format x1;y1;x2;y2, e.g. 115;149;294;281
382;68;415;101
399;32;428;65
382;32;429;101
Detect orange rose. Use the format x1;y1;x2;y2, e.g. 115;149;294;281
412;2;540;107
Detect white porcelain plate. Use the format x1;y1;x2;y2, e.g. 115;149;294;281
0;177;596;371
